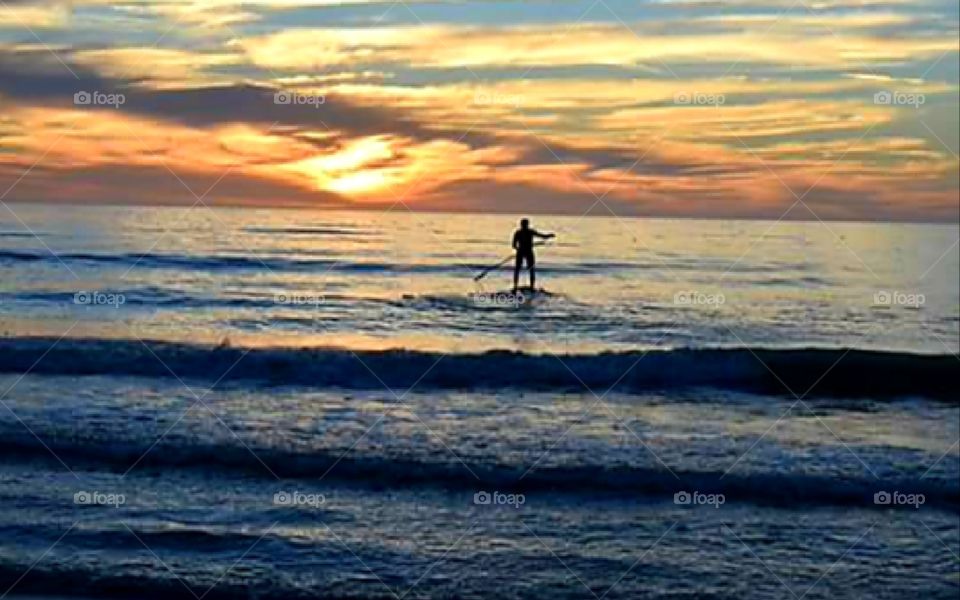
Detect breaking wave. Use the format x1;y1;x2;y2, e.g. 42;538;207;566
0;336;955;400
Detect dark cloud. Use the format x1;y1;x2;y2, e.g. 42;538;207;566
0;47;435;143
0;47;115;99
0;160;348;207
420;178;644;216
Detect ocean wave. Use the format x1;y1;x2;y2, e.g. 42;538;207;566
0;231;47;238
0;521;269;554
0;433;955;511
0;337;954;400
0;564;319;600
1;288;341;310
0;249;597;275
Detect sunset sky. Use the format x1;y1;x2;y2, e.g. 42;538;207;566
0;0;957;221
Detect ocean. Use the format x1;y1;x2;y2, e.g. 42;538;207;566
0;203;957;599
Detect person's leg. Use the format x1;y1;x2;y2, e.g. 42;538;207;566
528;253;536;289
513;253;521;291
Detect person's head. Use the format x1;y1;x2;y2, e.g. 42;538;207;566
520;218;529;230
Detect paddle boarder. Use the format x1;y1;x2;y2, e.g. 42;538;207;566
512;218;555;292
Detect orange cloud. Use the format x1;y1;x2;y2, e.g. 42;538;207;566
232;24;958;70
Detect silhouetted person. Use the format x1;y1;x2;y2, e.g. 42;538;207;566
512;218;555;292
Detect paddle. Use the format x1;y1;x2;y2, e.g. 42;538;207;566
473;242;550;282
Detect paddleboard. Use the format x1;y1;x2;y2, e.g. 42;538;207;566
471;287;553;307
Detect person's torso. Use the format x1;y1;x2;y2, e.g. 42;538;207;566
515;229;535;252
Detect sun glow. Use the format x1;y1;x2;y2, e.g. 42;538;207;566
285;136;398;195
326;169;394;194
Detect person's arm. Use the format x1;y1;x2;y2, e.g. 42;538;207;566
512;231;519;250
533;230;556;239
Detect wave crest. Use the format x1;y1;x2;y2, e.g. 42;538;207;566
0;337;955;400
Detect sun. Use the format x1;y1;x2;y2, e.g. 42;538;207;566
286;136;400;196
326;169;393;194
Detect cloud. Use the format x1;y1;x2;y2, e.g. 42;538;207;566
231;22;958;71
70;47;240;86
0;0;71;28
1;0;957;221
0;46;437;141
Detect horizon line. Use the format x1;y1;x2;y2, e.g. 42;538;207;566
5;198;958;226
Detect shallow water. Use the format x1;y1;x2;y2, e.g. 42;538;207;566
0;374;957;599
